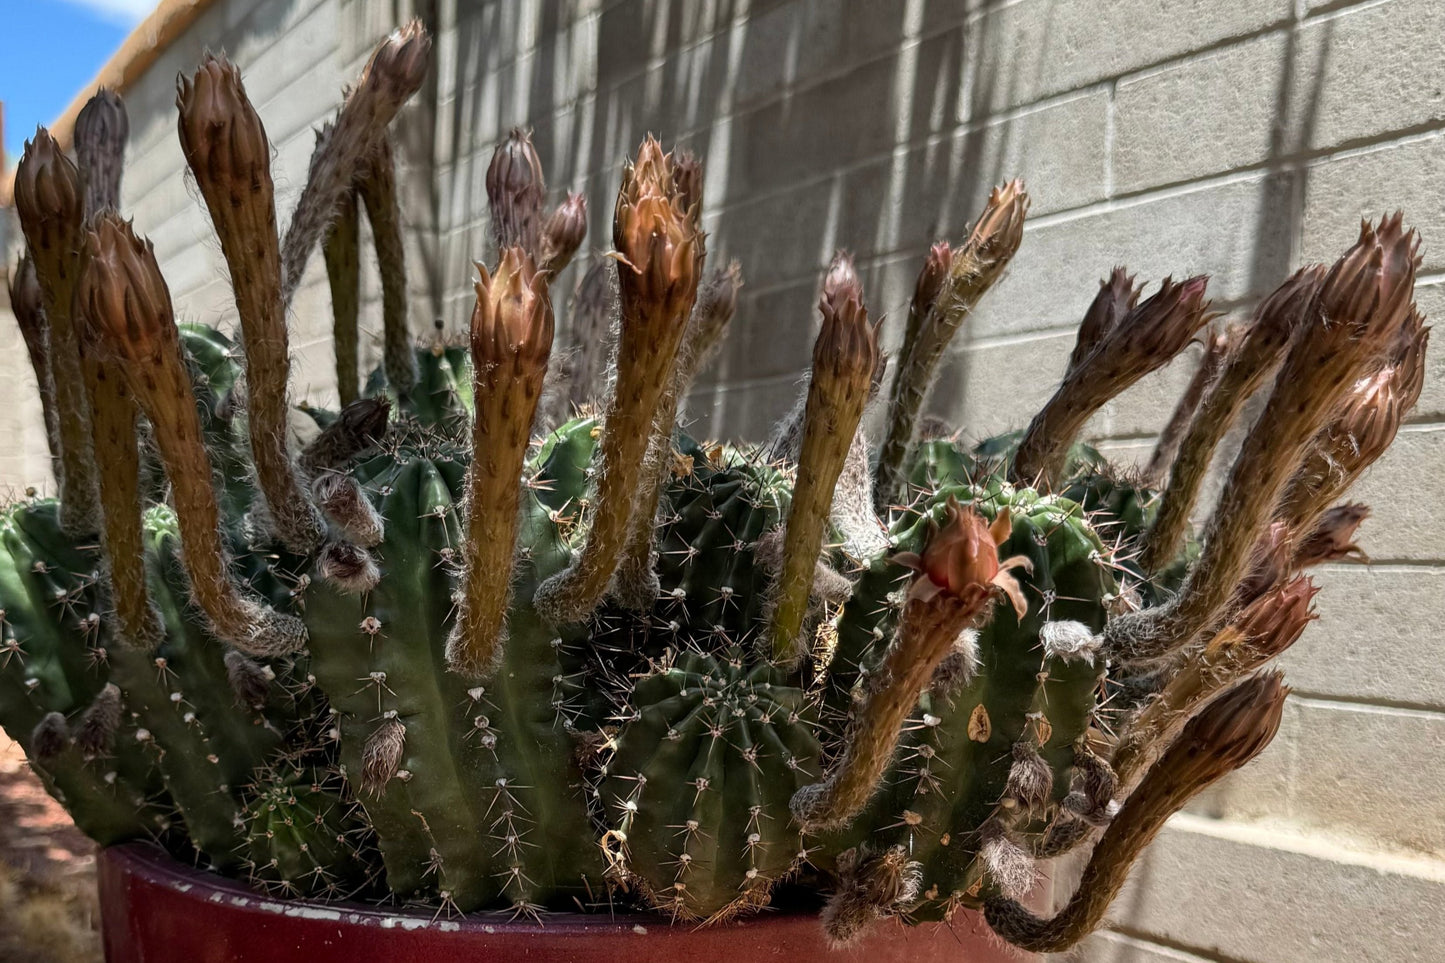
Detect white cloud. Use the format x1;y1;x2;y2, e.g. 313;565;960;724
53;0;155;28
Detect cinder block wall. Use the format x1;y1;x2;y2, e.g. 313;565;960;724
2;1;1442;959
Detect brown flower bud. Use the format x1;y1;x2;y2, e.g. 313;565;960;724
176;54;271;189
75;214;178;366
487;128;546;252
1069;266;1141;370
471;247;554;372
1111;275;1212;361
9;253;46;346
74;87;129;217
912;241;953;320
1236;519;1293;607
612;136;702;325
813;251;878;384
1173;671;1289;778
358;19;431;111
14;128;83;258
964;179;1029;281
539;191;588;274
1294;503;1370;569
1310;213;1420;365
1227;576;1319;662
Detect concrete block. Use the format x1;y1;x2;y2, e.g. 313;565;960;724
1107;814;1445;963
1113;32;1291;193
1280;564;1445;710
1401;280;1445;422
1343;426;1445;561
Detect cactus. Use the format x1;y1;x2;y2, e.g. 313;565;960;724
0;22;1430;953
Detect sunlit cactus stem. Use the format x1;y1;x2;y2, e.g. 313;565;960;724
358;133;418;395
79;214;307;657
1107;215;1419;667
8;255;61;464
74;88;129;217
875;182;1028;512
767;253;878;661
987;672;1288;952
792;499;1027;830
14;129;100;534
533;136;702;624
323;178;362;405
1141;268;1320;574
281;20;430;304
177;53;327;554
1012;274;1210;493
447;249;553;678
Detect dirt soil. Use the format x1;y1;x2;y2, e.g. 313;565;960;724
0;732;102;963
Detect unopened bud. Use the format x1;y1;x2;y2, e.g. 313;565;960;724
1228;576;1319;662
612;136;703;325
358;19;431;111
471;247;554;373
176;54;270;188
962;179;1028;286
1294;503;1370;569
1069;266;1141;370
1308;213;1420;369
539;191;588;274
14;128;83;256
76;214;177;365
1111;275;1212;361
813;251;878;385
487;128;546;252
912;241;954;321
670;148;704;220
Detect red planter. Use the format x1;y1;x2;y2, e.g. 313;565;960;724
99;843;1035;962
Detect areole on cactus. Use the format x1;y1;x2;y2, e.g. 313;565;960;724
0;19;1430;952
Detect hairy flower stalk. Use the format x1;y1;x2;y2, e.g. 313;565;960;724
323;175;362;405
792;499;1028;830
533;136;702;624
1143;325;1231;487
1276;314;1429;535
14;129;100;533
79;215;307;656
9;255;61;463
875;184;1028;511
74;88;129;217
767;254;879;661
280;20;430;304
1107;215;1419;667
1013;274;1212;492
487;128;547;254
447;249;553;678
613;261;742;610
1111;578;1315;789
986;672;1288;952
563;260;616;413
357;133;418;395
177;54;327;554
1141;268;1322;573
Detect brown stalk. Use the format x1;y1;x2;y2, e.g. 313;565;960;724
322;178;362;406
357;133;418;395
9;255;61;463
1142;325;1231;487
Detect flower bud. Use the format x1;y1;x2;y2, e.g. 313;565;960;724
1069;266;1141;370
176;54;270;189
1294;503;1370;569
487;128;546;252
813;251;878;386
897;496;1027;619
612;136;702;325
1309;213;1420;368
74;87;129;216
670;148;704;220
471;247;554;373
1229;576;1318;662
358;19;431;112
14;128;83;258
539;191;588;274
964;179;1028;282
1111;275;1212;362
76;214;177;366
912;241;953;320
1172;671;1288;779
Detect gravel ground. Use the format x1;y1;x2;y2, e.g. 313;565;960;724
0;733;102;962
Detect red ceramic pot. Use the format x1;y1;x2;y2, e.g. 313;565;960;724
99;843;1035;962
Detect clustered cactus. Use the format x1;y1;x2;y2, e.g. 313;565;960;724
0;22;1430;951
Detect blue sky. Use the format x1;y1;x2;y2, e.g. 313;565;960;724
1;1;151;169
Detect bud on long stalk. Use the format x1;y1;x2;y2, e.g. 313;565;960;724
1141;268;1321;574
1111;578;1314;789
1013;274;1211;492
357;133;418;395
875;184;1028;512
177;54;326;554
74;88;129;217
1108;215;1419;667
9;255;61;463
533;137;702;624
322;181;362;405
613;260;742;611
768;253;879;661
792;499;1028;830
14;129;100;534
280;20;430;304
78;215;307;657
448;249;553;677
987;672;1288;953
539;192;588;275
